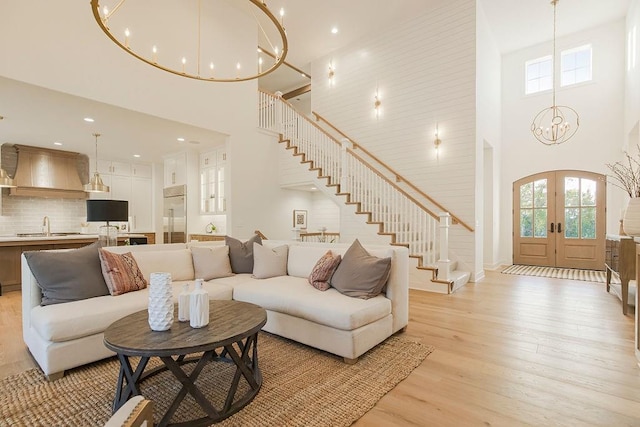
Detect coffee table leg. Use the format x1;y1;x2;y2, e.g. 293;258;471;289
113;354;150;413
158;351;220;427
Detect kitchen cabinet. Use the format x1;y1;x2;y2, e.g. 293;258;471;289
89;160;154;233
199;148;226;214
131;177;153;232
98;160;131;176
132;163;152;179
0;246;22;293
164;152;187;187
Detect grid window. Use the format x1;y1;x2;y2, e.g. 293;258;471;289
525;56;552;94
561;45;592;87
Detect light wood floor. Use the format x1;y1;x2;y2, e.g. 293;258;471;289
1;271;638;426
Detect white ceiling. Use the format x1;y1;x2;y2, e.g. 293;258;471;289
0;0;632;163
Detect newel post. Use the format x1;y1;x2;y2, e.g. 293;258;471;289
438;212;452;281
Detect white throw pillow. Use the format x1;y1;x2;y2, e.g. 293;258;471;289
191;245;233;281
252;243;288;279
132;249;195;282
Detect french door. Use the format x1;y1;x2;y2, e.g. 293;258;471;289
513;170;605;270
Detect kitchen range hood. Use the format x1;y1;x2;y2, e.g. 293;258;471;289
1;144;90;199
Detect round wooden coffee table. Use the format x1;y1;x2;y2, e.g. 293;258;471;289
104;300;267;427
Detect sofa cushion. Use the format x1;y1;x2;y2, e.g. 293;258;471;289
191;245;233;280
131;249;194;282
252;243;288;279
24;241;110;306
330;239;391;299
308;250;341;291
287;245;336;278
30;281;233;343
99;249;148;296
226;234;262;273
232;275;391;331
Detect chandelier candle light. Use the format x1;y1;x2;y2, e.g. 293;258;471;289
91;0;288;82
530;0;580;145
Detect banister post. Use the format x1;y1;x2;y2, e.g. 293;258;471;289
341;138;351;192
438;212;451;281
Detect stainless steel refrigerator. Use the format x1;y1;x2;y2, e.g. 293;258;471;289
163;185;187;243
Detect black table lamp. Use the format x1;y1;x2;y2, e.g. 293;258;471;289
86;200;128;247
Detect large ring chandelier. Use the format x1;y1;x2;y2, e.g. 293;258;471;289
530;0;579;145
91;0;288;82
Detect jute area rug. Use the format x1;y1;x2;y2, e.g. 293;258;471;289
0;333;433;427
501;264;615;283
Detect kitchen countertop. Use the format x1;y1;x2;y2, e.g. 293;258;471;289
0;233;147;244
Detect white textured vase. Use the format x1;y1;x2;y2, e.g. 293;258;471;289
190;279;209;328
623;198;640;236
148;272;174;331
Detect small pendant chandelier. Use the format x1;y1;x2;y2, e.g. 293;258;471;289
84;133;110;193
531;0;580;145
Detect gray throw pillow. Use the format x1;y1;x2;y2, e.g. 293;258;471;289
226;234;262;273
330;239;391;299
24;241;110;306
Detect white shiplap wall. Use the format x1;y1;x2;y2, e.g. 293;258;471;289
307;192;340;234
310;0;478;276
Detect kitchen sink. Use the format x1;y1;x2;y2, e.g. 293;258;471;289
16;232;82;237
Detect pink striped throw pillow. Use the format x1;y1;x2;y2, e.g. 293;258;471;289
308;250;342;291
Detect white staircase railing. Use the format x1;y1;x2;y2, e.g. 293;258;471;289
258;90;442;268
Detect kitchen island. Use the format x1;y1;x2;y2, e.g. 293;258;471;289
0;233;152;294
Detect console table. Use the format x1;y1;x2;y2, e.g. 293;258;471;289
605;235;635;315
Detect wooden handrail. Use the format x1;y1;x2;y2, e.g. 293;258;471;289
300;232;340;237
313;111;474;232
347;148;440;220
254;229;268;240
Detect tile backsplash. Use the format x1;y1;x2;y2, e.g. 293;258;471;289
0;194;93;235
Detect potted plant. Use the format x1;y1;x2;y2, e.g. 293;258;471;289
606;148;640;235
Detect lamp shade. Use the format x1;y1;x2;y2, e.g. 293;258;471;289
86;200;128;222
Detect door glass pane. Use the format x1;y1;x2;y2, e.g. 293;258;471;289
565;208;579;238
521;209;533;237
581;179;596;206
565;177;579;206
520;182;533;208
534;179;547;207
534;209;547;237
581;207;596;239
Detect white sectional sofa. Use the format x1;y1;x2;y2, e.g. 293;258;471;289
21;240;409;380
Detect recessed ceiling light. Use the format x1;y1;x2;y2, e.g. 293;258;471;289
331;27;338;34
177;137;185;142
53;142;63;146
311;186;317;190
133;154;141;158
83;117;95;123
188;140;200;145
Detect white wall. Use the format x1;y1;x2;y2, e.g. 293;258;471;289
310;0;479;277
476;1;503;273
308;192;340;233
626;0;640;147
499;21;627;265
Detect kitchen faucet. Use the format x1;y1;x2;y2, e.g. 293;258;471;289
42;216;50;237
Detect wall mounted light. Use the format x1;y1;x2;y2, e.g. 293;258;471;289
434;123;442;160
328;62;335;85
374;89;382;118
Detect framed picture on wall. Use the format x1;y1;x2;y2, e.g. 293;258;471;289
293;210;308;229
